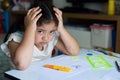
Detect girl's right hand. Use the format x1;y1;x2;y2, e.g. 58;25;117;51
24;7;42;30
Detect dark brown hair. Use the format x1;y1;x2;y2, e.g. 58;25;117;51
30;0;58;26
4;1;58;42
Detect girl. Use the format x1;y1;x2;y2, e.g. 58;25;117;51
1;1;80;70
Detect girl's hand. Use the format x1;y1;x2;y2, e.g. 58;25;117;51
54;8;64;32
24;7;42;30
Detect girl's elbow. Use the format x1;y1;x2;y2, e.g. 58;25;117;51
72;51;80;56
14;61;29;70
70;48;80;56
16;65;28;70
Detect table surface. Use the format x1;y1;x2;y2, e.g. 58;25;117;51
4;49;120;80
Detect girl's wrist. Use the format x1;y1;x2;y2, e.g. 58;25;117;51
25;25;36;31
58;26;65;33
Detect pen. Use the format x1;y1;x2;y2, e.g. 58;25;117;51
115;61;120;72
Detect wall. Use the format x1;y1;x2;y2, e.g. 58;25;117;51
84;3;107;13
52;0;107;13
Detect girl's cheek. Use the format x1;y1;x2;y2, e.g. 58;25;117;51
35;35;42;42
49;35;55;41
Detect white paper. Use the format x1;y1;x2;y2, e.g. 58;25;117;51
5;49;120;80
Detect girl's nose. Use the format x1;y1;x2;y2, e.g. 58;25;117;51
43;34;49;41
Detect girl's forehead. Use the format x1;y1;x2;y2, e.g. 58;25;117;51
37;23;57;30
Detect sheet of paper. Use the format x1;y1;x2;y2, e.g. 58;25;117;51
5;48;120;80
28;55;91;80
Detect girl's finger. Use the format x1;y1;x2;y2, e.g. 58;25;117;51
54;8;62;15
27;7;40;17
30;8;41;20
34;13;42;22
55;12;63;23
27;8;35;16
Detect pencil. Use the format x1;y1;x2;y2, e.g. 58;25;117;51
44;64;71;72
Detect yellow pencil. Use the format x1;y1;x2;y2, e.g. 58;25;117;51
44;64;72;72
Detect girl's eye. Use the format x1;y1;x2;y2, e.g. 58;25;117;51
38;30;44;34
50;31;56;35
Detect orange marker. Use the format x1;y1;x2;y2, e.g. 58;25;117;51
44;64;71;72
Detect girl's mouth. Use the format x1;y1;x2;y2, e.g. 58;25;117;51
40;42;47;45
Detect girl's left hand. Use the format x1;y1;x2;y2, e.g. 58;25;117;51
54;8;64;32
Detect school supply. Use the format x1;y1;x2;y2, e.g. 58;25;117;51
115;61;120;72
95;48;120;58
86;56;112;68
44;64;72;72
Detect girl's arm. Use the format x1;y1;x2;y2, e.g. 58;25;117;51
54;8;80;55
8;7;42;70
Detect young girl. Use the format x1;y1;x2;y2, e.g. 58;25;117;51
1;1;80;70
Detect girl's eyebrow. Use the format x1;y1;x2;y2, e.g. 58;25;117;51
52;28;57;31
51;29;56;31
37;28;44;31
37;27;57;31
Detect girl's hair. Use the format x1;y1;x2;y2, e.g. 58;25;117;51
4;1;58;42
30;0;58;26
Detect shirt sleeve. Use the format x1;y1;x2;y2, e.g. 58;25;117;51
0;32;23;57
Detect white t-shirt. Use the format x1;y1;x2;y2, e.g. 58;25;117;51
1;31;59;68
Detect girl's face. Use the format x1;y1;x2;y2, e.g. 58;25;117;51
35;22;57;47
